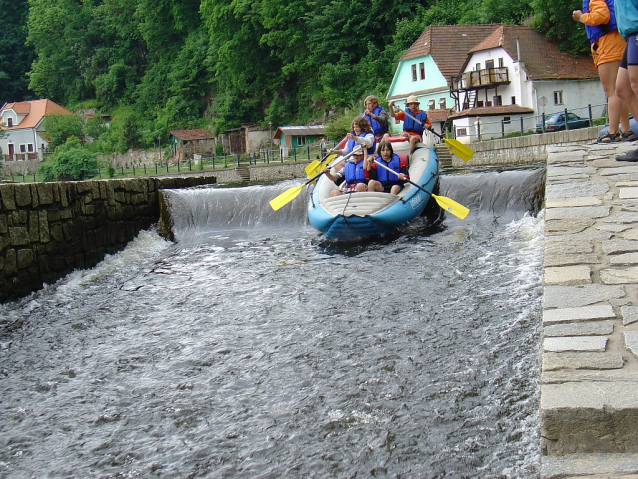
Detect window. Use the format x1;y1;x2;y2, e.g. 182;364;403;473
554;91;564;105
503;116;511;124
419;62;425;80
411;64;417;82
27;144;34;153
7;118;13;127
477;100;484;107
457;128;468;136
439;98;446;109
485;59;494;70
498;58;504;67
493;95;502;106
475;63;481;71
19;144;26;153
297;136;307;146
511;96;516;105
427;99;435;110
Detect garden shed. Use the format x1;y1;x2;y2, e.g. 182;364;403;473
169;129;215;161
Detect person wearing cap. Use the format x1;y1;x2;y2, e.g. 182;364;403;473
331;117;376;158
362;95;389;139
324;145;369;196
388;95;432;154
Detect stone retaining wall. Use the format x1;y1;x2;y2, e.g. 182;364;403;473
0;175;217;303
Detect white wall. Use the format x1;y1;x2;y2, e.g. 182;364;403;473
0;129;46;159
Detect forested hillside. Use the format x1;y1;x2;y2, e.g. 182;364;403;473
1;0;586;149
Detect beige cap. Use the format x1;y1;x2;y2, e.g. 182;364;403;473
352;145;364;155
406;95;420;104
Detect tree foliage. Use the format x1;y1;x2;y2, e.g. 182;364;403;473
39;138;97;181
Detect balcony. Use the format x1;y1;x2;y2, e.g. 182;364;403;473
450;67;510;92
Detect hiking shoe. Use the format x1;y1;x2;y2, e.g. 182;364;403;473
616;148;638;162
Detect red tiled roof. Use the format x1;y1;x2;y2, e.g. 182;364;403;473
169;129;214;141
400;25;500;82
425;109;455;122
0;99;73;130
468;25;596;80
401;24;596;83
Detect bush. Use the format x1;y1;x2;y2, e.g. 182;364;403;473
39;138;98;181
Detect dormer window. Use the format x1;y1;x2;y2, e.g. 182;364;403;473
7;118;13;127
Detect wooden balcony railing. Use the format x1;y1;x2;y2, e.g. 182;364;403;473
450;67;510;92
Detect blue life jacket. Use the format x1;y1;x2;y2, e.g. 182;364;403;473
583;0;617;43
403;110;428;135
375;153;402;185
363;106;388;137
345;134;376;156
343;160;367;185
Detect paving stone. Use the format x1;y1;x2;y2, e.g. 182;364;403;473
625;331;638;359
544;265;591;285
621;306;638;326
602;239;638;254
611;252;638;264
546;219;595;235
545;197;602;208
546;180;609;199
544;286;625;309
543;336;607;352
543;254;600;267
542;352;623;371
604;212;638;224
545;206;610;221
621;228;638;241
543;321;614;337
597;223;633;233
545;238;594;254
543;304;616;324
600;266;638;284
619;187;638;199
541;453;638;479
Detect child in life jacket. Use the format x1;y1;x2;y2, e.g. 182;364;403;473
367;139;409;195
324;145;369;196
388;95;432;154
331;117;376;158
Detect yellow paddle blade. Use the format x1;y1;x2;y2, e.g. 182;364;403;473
432;194;470;220
305;160;322;178
443;138;474;162
269;184;305;211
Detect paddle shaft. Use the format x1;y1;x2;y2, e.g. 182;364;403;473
373;159;430;195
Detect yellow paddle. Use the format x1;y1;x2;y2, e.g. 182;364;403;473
373;159;469;220
305;153;337;178
270;150;354;211
397;107;474;162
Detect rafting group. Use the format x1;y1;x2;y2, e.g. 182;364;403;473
269;94;473;240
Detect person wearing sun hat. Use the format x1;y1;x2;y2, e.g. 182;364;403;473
388;95;432;154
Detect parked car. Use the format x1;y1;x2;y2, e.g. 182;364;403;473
535;111;591;133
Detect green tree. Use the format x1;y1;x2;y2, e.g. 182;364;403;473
531;0;588;54
39;137;97;181
0;0;34;102
43;114;84;151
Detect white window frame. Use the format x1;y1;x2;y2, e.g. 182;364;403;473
554;91;564;105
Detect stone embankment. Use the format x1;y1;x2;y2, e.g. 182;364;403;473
0;176;217;303
541;141;638;478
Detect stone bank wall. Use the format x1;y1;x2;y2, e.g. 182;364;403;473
0;176;216;303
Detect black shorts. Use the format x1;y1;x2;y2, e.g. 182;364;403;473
620;33;638;68
383;183;404;193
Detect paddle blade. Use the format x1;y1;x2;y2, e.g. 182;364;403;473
432;194;470;220
443;138;474;162
305;160;322;178
269;184;305;211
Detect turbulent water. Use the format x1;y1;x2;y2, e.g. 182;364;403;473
0;166;546;478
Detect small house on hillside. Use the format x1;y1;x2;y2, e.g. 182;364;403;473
169;129;215;161
217;124;271;155
387;24;602;142
0;99;74;161
274;125;326;157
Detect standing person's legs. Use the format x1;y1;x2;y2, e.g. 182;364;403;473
616;36;638;160
599;61;629;140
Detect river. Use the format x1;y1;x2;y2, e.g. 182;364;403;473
0;166;545;478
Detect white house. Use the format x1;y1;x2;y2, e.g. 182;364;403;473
387;24;603;142
0;99;74;161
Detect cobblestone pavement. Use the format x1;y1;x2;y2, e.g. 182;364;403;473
541;140;638;478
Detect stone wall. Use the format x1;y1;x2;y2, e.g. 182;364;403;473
0;175;217;303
